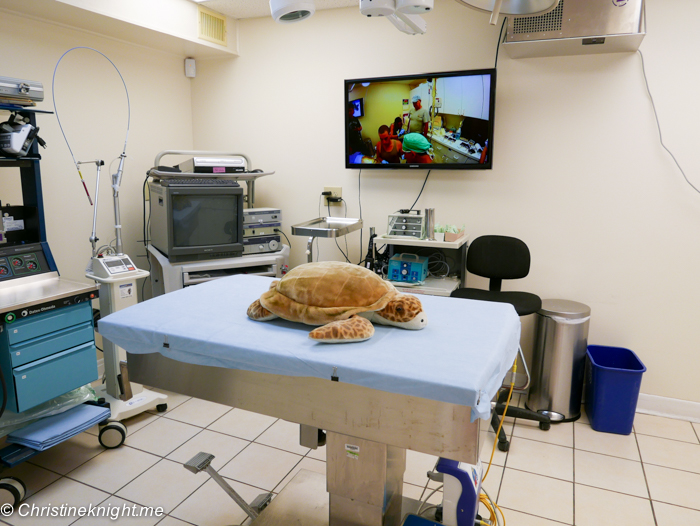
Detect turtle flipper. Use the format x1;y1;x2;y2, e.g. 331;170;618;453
309;315;374;343
247;299;279;321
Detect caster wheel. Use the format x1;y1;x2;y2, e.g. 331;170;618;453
497;440;509;452
156;403;168;413
99;421;127;449
539;422;551;431
0;477;26;506
317;429;327;447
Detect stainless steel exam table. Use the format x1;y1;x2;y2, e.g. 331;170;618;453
99;274;521;526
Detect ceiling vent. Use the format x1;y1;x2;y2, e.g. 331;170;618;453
198;5;227;46
503;0;645;58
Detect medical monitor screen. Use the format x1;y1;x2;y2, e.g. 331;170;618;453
345;69;496;170
172;195;238;247
350;98;365;117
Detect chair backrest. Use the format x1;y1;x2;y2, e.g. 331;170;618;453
467;235;531;292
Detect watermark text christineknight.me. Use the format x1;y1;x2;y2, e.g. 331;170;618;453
0;502;165;520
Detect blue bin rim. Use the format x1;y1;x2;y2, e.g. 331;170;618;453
587;345;647;373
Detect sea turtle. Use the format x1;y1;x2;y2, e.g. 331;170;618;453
247;261;427;343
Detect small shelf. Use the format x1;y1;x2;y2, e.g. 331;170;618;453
373;234;469;249
0;104;53;115
147;168;274;182
292;217;363;238
0;157;41;166
385;276;461;297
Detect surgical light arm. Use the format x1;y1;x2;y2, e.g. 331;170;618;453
388;12;427;34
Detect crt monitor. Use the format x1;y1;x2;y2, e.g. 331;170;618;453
149;182;244;263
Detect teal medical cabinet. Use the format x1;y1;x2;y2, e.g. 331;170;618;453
1;300;98;413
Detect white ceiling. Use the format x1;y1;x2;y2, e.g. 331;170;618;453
198;0;357;20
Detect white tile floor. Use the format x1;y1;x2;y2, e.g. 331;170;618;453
1;390;699;526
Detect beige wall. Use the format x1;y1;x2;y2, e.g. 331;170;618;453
190;0;700;404
0;10;194;284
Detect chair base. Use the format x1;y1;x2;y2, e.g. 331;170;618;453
491;389;552;451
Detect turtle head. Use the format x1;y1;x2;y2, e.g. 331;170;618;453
374;294;427;330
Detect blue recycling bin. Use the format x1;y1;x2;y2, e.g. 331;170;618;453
585;345;646;435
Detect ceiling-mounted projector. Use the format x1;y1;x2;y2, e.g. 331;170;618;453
270;0;315;23
359;0;431;34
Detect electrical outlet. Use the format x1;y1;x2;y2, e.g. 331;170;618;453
324;186;342;207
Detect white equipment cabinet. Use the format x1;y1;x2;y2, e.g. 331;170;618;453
148;244;290;296
87;255;168;446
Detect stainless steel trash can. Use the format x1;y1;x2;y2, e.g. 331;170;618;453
526;299;591;422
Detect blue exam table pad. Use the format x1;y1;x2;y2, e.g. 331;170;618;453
98;274;521;422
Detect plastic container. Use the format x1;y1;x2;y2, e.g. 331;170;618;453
585;345;646;435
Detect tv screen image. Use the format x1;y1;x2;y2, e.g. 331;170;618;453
350;98;365;117
345;69;496;170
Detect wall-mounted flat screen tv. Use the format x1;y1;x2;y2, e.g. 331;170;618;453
345;69;496;170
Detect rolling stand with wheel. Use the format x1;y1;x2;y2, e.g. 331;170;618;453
0;399;112;506
84;156;168;443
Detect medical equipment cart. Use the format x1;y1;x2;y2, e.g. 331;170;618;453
0;103;112;504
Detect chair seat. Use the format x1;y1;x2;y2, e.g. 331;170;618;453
450;288;542;316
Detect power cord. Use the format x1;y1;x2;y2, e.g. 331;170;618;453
141;174;152;301
274;228;291;247
340;198;350;259
142;174;151;249
327;202;350;262
494;17;508;69
480;487;505;526
638;49;698;194
409;170;431;211
416;484;443;516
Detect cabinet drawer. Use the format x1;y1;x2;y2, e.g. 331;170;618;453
13;341;98;413
442;149;468;163
7;302;92;345
9;321;94;367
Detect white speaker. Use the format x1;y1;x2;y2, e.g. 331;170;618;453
184;58;196;78
396;0;433;14
359;0;396;17
270;0;315;23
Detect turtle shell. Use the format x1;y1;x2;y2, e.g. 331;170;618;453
259;261;398;325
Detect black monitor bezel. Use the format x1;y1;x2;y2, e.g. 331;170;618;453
345;68;496;171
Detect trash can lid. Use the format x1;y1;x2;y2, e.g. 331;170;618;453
539;299;591;319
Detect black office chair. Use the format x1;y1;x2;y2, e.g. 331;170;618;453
450;235;550;452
